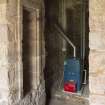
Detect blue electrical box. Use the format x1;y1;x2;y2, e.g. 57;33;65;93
64;58;81;91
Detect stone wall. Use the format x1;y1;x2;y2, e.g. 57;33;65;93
0;0;45;105
0;1;9;104
89;0;105;105
44;0;64;99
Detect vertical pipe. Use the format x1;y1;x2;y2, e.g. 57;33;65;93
81;0;85;66
82;0;86;61
81;0;87;84
61;0;67;52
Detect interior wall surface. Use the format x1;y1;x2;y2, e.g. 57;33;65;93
0;0;46;105
89;0;105;105
44;0;65;100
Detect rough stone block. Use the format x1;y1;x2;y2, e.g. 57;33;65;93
89;74;105;94
8;69;19;89
89;32;105;50
89;0;105;32
0;4;7;24
0;0;7;4
0;70;9;102
90;94;105;105
0;44;8;58
0;24;8;42
8;22;17;42
8;42;18;62
6;0;18;17
89;50;105;73
0;101;8;105
0;70;9;89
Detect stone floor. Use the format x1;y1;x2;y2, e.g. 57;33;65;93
49;97;89;105
49;85;89;105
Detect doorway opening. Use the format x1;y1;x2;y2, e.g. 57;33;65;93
23;8;32;95
44;0;89;100
22;7;39;96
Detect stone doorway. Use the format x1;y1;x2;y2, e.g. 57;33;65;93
44;0;89;104
22;7;41;96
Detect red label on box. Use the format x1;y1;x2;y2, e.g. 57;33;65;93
64;82;76;92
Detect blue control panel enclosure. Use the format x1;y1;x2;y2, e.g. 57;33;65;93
64;58;81;91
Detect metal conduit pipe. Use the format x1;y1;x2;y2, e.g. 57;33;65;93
54;24;76;58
